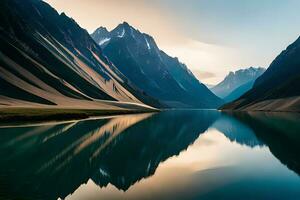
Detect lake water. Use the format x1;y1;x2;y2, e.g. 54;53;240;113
0;110;299;200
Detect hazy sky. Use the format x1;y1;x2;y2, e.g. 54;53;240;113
44;0;300;84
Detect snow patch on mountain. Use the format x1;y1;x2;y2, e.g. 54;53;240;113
98;38;111;46
118;28;125;38
145;37;151;50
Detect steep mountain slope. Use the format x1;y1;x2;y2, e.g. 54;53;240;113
224;80;255;103
91;23;223;108
212;67;265;99
0;0;159;110
222;36;300;112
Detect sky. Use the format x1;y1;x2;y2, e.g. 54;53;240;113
44;0;300;85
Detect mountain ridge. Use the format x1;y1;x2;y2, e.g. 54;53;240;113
91;22;223;108
211;67;265;99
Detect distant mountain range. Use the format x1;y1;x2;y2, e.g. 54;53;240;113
222;36;300;112
91;23;223;108
211;67;265;99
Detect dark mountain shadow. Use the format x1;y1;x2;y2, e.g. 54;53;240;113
213;113;264;148
225;112;300;176
0;110;219;200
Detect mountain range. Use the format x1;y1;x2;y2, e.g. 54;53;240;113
0;0;223;111
211;67;265;99
1;0;300;113
91;23;223;108
222;36;300;112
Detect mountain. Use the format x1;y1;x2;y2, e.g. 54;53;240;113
223;80;255;103
222;36;300;112
211;67;265;99
91;23;223;108
0;0;161;110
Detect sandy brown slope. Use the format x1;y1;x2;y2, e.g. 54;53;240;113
0;0;161;112
222;97;300;112
221;75;300;112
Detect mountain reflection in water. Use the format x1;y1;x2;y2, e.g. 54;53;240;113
0;110;299;200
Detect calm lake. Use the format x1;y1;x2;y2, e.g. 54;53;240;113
0;110;299;200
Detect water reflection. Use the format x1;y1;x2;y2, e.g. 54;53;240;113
0;110;299;200
226;112;300;176
91;110;218;191
213;113;264;147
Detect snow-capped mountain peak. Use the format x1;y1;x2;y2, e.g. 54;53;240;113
91;22;223;108
211;67;266;98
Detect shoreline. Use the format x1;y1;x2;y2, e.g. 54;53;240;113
0;108;158;124
219;109;300;114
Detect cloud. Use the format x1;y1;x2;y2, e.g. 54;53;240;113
192;70;216;80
